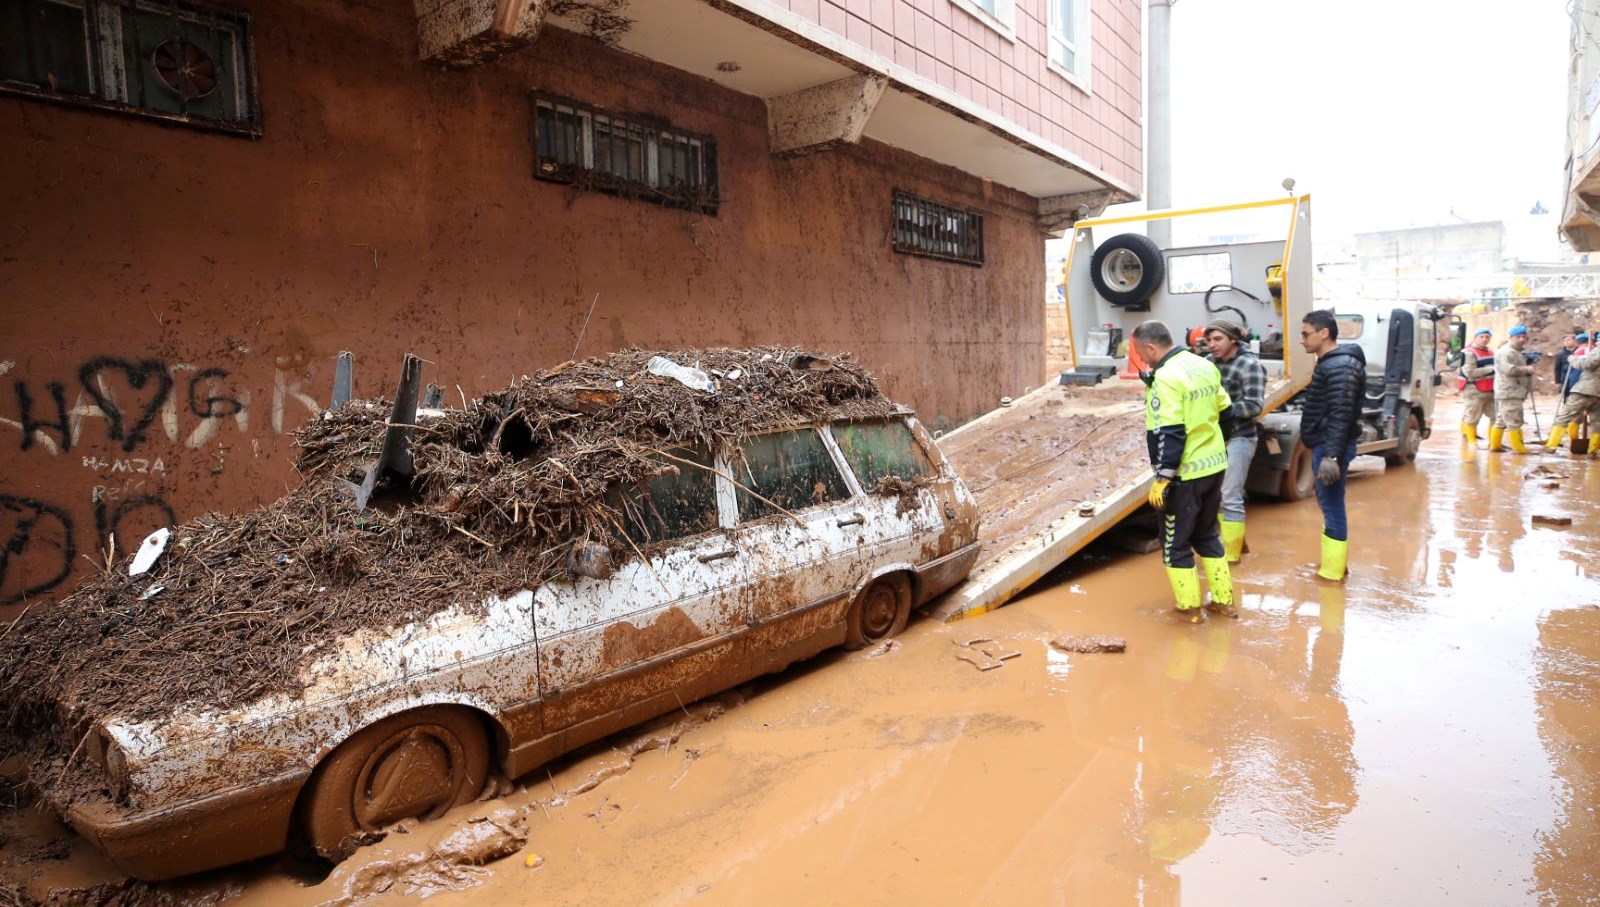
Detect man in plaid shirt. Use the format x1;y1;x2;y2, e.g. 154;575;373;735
1204;319;1266;565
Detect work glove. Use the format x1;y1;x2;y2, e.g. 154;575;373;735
1149;477;1172;510
1316;457;1342;487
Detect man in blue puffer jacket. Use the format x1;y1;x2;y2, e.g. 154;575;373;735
1298;309;1366;581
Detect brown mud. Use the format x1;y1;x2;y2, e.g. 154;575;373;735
6;396;1600;904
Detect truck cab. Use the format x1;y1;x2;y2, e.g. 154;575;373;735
1247;299;1444;501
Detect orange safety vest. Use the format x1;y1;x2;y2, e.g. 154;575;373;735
1458;346;1494;393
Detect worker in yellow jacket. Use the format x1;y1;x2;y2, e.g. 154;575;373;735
1132;320;1236;622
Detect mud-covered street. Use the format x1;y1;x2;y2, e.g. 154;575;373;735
1;395;1595;906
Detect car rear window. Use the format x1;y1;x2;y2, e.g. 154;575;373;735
832;420;933;489
735;429;851;521
610;444;719;543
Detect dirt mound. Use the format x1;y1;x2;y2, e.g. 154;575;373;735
0;347;896;786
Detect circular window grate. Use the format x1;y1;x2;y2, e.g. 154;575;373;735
151;39;219;102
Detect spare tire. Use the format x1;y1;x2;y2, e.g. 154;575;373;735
1090;233;1165;308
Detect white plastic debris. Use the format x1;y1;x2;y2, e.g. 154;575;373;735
128;527;171;576
138;583;165;601
646;356;716;393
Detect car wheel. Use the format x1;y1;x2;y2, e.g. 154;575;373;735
1279;442;1316;502
845;574;912;650
1089;233;1166;308
1383;410;1422;466
301;706;490;861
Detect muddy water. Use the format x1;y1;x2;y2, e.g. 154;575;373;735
9;399;1600;905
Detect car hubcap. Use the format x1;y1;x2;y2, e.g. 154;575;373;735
862;585;899;640
1101;249;1144;291
352;725;467;829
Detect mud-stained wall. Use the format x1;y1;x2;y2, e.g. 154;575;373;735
0;1;1045;611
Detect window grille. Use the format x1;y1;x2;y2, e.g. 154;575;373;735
531;92;719;214
0;0;259;136
892;191;984;266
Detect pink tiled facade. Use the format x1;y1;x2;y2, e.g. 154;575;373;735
778;0;1143;193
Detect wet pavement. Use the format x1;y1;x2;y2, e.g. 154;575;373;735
6;398;1600;905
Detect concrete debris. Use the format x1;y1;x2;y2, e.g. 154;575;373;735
865;640;901;658
1050;635;1127;654
954;638;1021;671
1533;514;1574;527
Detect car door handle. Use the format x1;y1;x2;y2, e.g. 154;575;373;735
698;548;737;563
836;513;866;527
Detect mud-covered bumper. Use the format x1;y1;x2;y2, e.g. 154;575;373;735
915;541;983;604
63;771;306;881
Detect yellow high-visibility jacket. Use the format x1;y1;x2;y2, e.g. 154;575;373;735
1145;348;1232;480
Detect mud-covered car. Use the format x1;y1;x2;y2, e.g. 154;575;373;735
0;349;979;880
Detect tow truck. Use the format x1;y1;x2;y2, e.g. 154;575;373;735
928;194;1446;623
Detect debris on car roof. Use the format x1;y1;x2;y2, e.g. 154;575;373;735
0;347;898;774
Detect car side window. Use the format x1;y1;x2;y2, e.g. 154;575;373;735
832;419;934;490
609;444;719;544
735;429;851;521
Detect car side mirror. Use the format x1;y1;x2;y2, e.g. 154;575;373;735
567;541;614;580
1445;350;1464;369
1446;321;1467;355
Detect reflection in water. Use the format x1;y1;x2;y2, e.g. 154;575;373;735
1533;607;1600;904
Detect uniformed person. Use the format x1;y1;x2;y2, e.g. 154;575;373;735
1131;320;1236;622
1490;325;1535;454
1459;327;1496;448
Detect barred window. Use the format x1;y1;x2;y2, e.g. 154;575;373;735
892;191;984;265
0;0;259;136
531;93;719;214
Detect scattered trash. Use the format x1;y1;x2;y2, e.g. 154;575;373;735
647;355;716;392
1050;635;1127;654
127;527;171;577
138;584;165;602
1525;463;1569;481
865;639;901;658
710;367;743;381
524;852;546;869
1533;514;1574;527
954;637;1021;671
273;553;293;566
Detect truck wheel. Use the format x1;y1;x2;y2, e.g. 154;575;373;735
1089;233;1165;308
845;574;912;650
301;706;490;861
1279;442;1316;502
1383;411;1423;466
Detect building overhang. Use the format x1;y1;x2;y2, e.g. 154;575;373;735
417;0;1135;223
1563;151;1600;251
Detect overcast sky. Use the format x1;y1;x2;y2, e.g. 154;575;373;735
1098;0;1573;250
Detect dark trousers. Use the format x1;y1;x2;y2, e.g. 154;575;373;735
1312;441;1358;541
1161;472;1225;569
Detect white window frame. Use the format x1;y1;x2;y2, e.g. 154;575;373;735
1047;0;1092;93
950;0;1016;43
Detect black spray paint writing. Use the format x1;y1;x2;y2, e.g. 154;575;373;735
0;492;176;605
9;359;246;453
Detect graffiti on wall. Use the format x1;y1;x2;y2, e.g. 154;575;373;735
0;356;326;605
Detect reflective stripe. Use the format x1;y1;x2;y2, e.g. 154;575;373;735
1145;349;1231;480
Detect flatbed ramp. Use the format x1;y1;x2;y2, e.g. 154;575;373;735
929;380;1153;622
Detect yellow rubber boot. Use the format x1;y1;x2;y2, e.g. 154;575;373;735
1199;556;1238;618
1166;565;1203;622
1507;429;1529;454
1546;424;1568;450
1317;533;1348;582
1220;519;1247;564
1488;426;1505;452
1462;423;1479;447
